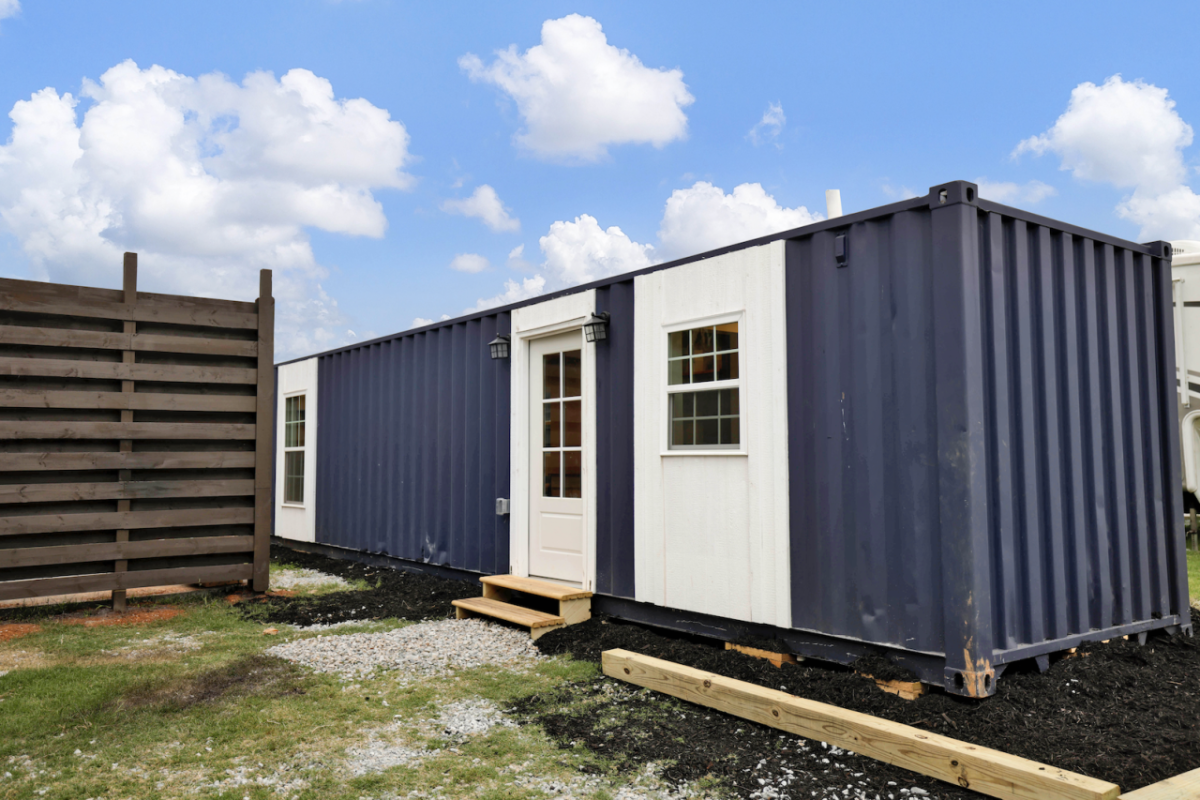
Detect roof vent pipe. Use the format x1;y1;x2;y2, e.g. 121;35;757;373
825;190;843;219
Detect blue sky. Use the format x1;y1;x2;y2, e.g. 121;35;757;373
1;1;1199;358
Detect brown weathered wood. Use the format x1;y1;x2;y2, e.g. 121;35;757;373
0;356;256;384
2;535;255;568
0;563;254;601
0;276;259;329
0;451;256;471
0;389;257;412
0;479;255;504
0;421;255;440
113;252;137;613
0;325;257;357
252;269;273;592
1121;766;1200;799
0;507;254;536
602;649;1120;800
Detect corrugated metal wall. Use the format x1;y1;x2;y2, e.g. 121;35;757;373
594;280;636;598
975;208;1186;655
786;208;947;654
315;312;511;574
787;184;1187;688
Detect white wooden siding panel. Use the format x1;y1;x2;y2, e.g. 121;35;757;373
633;241;791;628
275;357;318;543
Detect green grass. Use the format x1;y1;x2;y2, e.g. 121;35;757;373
0;587;695;800
1188;548;1200;605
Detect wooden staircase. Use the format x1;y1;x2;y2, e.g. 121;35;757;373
452;575;593;641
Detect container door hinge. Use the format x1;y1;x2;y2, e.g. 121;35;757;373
495;498;510;516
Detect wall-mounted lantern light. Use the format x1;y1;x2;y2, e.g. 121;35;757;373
489;334;510;360
583;311;610;343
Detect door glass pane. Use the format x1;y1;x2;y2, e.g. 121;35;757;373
692;355;714;382
543;451;561;497
543;402;561;447
564;400;582;447
563;350;582;397
668;330;689;358
564;451;582;498
543;353;560;399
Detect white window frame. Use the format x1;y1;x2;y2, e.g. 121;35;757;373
282;391;306;507
662;311;747;456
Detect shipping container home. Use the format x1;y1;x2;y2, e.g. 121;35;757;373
273;181;1192;697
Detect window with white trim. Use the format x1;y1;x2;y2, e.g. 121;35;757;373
667;321;740;449
284;394;305;504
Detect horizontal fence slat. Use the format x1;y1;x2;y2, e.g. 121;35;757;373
0;451;257;471
2;535;255;568
0;507;254;536
0;390;257;412
0;357;256;385
0;326;257;358
0;280;259;330
0;563;254;601
0;421;255;440
0;479;255;504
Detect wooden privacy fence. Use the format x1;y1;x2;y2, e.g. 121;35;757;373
0;253;274;605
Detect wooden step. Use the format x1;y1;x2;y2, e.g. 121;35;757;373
452;596;565;629
480;574;593;601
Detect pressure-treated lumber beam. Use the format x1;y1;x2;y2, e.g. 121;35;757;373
0;451;256;471
1120;767;1200;800
602;649;1120;800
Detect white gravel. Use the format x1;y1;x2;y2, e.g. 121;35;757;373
271;567;351;591
266;617;544;679
437;699;514;739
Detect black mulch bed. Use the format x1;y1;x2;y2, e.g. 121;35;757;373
238;544;478;626
533;612;1200;796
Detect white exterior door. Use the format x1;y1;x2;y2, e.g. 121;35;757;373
528;330;586;584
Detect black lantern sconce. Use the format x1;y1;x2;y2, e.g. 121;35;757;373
488;334;510;360
583;311;610;343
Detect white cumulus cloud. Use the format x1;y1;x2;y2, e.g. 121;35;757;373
471;181;821;314
460;14;693;162
1015;75;1192;194
658;181;821;260
974;178;1057;205
449;253;490;273
1016;74;1200;242
440;184;520;232
0;60;413;359
0;0;18;21
747;102;785;146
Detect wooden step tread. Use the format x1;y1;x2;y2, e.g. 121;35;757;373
452;596;565;628
480;574;593;601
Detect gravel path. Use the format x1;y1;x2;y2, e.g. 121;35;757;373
267;618;544;679
271;567;351;591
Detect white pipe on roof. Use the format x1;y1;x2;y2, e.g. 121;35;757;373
825;190;842;219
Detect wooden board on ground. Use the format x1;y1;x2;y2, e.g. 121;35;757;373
725;641;800;668
602;649;1120;800
1120;766;1200;799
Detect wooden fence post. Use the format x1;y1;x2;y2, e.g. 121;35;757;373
253;269;274;592
112;252;137;612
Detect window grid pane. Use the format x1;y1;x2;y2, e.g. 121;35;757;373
668;323;738;386
284;451;305;503
669;388;740;448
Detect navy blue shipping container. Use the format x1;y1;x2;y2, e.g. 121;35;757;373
273;181;1191;697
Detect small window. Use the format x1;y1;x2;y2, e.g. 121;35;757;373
667;322;741;450
284;395;305;503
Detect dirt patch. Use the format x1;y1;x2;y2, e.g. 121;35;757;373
0;623;41;643
534;612;1200;795
114;654;304;711
238;545;477;627
58;606;183;627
